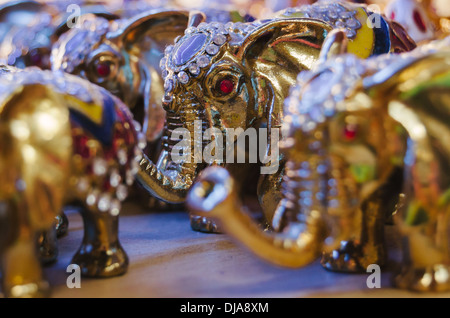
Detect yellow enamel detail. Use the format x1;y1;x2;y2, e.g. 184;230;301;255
63;94;103;125
347;7;375;59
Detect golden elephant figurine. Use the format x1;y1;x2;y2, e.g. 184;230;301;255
153;0;415;233
0;66;144;297
188;35;450;292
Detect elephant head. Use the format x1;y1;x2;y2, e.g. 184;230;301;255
137;17;333;204
51;9;190;143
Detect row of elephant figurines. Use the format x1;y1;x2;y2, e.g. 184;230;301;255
0;0;449;297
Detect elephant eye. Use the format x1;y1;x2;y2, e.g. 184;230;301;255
218;78;235;95
206;70;240;100
95;61;112;77
89;54;119;82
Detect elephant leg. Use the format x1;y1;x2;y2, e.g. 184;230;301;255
190;214;221;233
1;231;49;298
38;226;58;265
55;213;69;238
394;199;450;292
321;200;386;273
257;161;285;228
71;206;128;277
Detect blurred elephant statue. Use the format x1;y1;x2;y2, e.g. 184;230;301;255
149;0;415;233
384;0;443;43
0;66;143;297
187;36;450;292
51;9;253;145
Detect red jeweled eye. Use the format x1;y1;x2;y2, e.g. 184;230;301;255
219;78;234;95
96;61;111;77
343;124;358;141
413;9;427;33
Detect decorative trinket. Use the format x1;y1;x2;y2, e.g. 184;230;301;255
188;35;450;292
0;66;145;297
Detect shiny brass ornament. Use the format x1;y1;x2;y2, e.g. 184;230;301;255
0;66;145;297
154;0;415;233
188;35;450;292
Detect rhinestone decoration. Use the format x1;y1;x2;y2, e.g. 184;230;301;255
280;0;362;40
160;20;260;98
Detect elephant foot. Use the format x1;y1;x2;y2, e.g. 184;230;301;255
4;281;50;298
190;214;222;234
56;213;69;238
321;240;366;273
71;243;128;278
395;264;450;292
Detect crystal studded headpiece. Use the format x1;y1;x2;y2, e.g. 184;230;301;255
160;21;260;104
51;15;122;73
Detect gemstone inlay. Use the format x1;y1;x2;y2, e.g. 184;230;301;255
173;33;208;66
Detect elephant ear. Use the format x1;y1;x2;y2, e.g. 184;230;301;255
238;18;332;150
107;9;189;52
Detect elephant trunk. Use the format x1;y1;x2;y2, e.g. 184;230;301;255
136;95;208;203
187;166;329;268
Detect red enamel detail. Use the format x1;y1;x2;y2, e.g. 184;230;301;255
413;9;427;33
74;134;90;158
219;79;234;94
96;62;111;77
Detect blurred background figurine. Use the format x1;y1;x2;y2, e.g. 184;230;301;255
0;65;145;297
